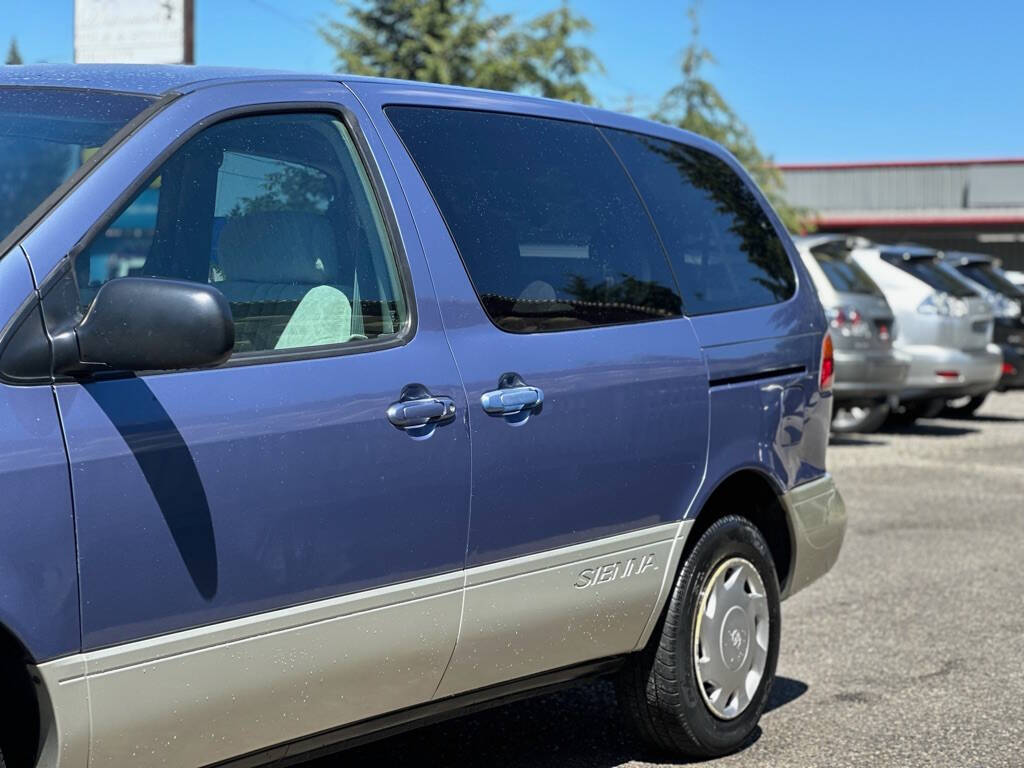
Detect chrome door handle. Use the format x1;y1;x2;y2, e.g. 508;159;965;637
480;386;544;415
480;374;544;416
387;384;457;430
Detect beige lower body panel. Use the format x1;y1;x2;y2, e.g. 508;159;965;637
780;472;847;600
435;521;690;698
35;573;463;768
33;522;695;768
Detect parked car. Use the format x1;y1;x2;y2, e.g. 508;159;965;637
935;251;1024;412
0;65;846;767
1005;270;1024;288
794;235;910;432
847;242;1002;423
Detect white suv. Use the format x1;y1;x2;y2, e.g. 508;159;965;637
849;242;1002;422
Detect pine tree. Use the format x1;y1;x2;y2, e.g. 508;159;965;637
5;37;23;65
320;0;601;104
654;4;808;231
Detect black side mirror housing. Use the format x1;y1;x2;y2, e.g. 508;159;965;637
54;277;235;375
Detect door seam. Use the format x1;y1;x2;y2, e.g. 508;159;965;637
341;83;473;698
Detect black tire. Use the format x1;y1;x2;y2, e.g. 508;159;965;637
941;393;988;418
616;515;781;759
886;397;944;426
831;402;890;433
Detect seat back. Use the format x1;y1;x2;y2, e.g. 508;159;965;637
215;211;344;351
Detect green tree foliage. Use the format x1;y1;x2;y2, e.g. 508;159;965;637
5;37;23;65
653;4;809;232
229;165;332;217
320;0;601;103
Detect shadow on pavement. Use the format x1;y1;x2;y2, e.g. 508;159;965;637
311;676;804;767
959;413;1024;423
829;434;889;447
764;676;808;713
878;422;978;437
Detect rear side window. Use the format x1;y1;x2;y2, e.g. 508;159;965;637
880;254;977;298
386;107;682;333
603;129;795;315
809;246;883;295
76;113;408;355
957;262;1024;298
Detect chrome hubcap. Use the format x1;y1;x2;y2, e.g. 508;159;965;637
694;557;770;719
833;406;870;429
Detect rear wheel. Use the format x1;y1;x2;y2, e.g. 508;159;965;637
941;393;988;418
887;398;944;426
617;516;781;759
831;402;890;433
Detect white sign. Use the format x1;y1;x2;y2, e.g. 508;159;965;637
74;0;192;64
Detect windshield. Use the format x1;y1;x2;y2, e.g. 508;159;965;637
880;253;977;297
957;262;1024;299
812;251;883;295
0;87;155;247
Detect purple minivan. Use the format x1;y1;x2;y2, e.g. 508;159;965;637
0;65;844;767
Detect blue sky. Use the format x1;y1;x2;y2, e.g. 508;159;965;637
5;0;1022;163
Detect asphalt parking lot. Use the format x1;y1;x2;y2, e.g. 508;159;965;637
311;390;1024;768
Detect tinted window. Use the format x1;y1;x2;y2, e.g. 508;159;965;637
603;129;795;315
77;113;407;355
0;88;154;247
958;262;1024;298
810;247;882;295
880;254;977;298
386;107;682;333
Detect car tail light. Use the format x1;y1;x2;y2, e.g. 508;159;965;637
1003;362;1018;376
935;370;961;380
820;332;835;391
827;306;872;338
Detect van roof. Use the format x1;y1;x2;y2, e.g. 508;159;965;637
0;64;718;155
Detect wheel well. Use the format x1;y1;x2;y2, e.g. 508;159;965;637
685;470;793;593
0;626;41;768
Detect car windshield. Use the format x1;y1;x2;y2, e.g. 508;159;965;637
881;253;977;297
811;250;883;295
0;87;155;248
957;262;1024;299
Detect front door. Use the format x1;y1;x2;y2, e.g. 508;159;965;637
26;83;470;766
376;95;710;694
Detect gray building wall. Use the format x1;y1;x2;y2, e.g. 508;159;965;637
779;160;1024;271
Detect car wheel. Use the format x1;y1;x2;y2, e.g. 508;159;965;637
831;402;890;433
887;398;944;425
617;515;781;759
941;393;988;418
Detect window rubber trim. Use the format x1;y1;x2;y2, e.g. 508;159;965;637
42;98;417;378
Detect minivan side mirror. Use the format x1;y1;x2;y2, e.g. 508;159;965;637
53;277;235;375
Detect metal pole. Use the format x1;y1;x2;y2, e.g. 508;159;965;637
184;0;195;64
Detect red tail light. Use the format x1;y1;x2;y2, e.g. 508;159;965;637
820;332;835;391
1003;362;1018;376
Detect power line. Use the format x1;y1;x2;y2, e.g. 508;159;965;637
241;0;314;32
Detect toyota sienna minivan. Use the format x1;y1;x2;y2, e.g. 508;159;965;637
0;65;845;767
847;241;1002;423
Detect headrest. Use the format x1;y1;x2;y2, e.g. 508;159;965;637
217;211;338;284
